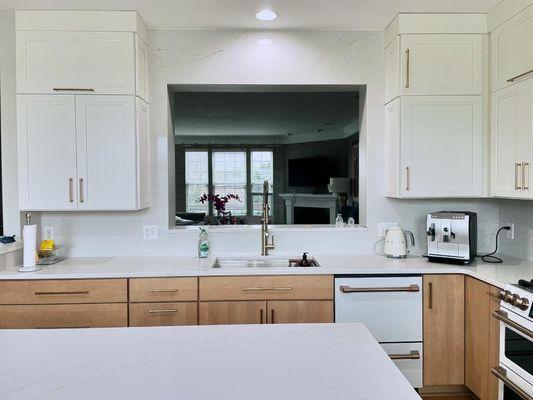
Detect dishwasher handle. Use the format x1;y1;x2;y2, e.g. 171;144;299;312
339;284;420;294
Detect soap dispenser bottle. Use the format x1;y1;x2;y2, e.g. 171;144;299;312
198;228;210;258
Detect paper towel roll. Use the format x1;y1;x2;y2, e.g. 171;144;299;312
23;224;37;267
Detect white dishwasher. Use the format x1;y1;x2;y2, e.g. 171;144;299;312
335;276;423;388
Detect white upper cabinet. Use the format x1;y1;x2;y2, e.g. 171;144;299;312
16;31;135;95
391;96;483;198
385;98;401;197
17;95;78;211
76;96;137;210
385;38;400;104
136;98;151;209
400;34;483;96
135;36;149;102
491;6;533;92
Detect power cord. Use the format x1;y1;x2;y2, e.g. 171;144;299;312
477;226;511;263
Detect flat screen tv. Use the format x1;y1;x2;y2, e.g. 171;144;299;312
288;157;329;187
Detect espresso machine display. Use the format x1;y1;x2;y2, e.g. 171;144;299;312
426;212;477;264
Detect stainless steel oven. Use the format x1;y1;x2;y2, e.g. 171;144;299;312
493;284;533;400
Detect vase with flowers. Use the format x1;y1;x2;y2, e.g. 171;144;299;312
198;193;241;224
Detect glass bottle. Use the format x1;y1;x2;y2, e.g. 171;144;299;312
335;214;344;228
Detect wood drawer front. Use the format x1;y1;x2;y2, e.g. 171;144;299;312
0;279;127;305
199;301;267;325
0;303;127;329
129;278;198;302
129;302;198;327
199;276;333;301
267;300;334;324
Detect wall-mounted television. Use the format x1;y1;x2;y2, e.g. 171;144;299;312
288;157;329;187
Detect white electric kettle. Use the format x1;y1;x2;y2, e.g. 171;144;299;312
384;225;415;259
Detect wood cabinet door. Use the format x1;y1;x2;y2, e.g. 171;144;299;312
401;34;483;96
76;95;137;210
199;301;266;325
267;300;334;324
423;275;465;386
402;96;483;198
129;302;198;327
488;286;502;400
17;94;78;210
16;31;135;94
465;277;490;399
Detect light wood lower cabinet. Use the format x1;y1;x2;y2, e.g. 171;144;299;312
129;302;198;327
267;300;333;324
199;301;267;325
0;303;127;328
129;277;198;302
423;274;465;386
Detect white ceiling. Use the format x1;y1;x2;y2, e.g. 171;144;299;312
0;0;501;29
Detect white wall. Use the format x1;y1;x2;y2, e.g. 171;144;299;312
34;28;503;257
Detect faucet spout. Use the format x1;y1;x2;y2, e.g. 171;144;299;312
261;180;274;256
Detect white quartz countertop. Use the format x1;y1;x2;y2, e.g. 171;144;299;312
1;253;532;288
0;323;420;400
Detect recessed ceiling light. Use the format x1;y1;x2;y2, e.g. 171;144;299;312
255;9;278;21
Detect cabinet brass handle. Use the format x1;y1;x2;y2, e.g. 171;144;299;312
428;282;433;309
53;88;95;92
35;291;89;296
271;309;275;324
389;350;421;360
68;178;74;203
405;49;410;88
241;287;293;292
36;326;90;329
149;289;178;293
523;162;529;190
148;309;178;314
507;69;533;83
516;163;522;190
492;366;533;400
260;309;264;324
340;284;419;293
492;310;533;339
405;167;411;191
79;178;84;203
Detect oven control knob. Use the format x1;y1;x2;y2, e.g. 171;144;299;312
512;296;530;311
504;291;515;304
496;290;506;300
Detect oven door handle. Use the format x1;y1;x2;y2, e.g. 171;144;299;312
492;310;533;340
492;366;533;400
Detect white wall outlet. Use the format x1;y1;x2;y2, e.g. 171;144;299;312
506;223;515;240
378;223;397;237
42;226;54;240
143;225;158;240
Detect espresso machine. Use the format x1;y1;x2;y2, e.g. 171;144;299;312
426;211;477;264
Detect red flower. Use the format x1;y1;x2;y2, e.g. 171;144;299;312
198;193;241;213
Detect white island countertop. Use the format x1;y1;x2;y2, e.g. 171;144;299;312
1;253;533;288
0;323;420;400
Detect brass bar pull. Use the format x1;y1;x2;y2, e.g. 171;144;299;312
260;309;264;324
271;309;275;324
35;291;89;296
148;309;178;314
53;88;95;92
428;282;433;309
68;178;74;203
340;284;420;293
492;366;533;400
507;69;533;83
405;49;410;88
79;178;84;203
406;167;410;191
516;162;522;190
149;289;178;293
36;326;90;329
522;162;529;190
241;287;293;292
492;310;533;340
389;350;421;360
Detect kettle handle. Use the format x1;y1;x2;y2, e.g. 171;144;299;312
404;230;416;247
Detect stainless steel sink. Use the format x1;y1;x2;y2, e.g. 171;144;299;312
212;257;320;269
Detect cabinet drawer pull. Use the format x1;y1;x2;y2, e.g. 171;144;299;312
428;282;433;309
68;178;74;203
405;49;410;88
53;88;95;92
148;309;178;314
516;162;522;190
271;309;275;324
241;287;293;292
492;310;533;339
79;178;84;203
405;166;411;191
507;69;533;83
36;326;90;329
492;366;533;400
34;291;89;296
523;162;529;190
339;284;419;293
149;289;178;293
389;350;420;360
260;309;264;324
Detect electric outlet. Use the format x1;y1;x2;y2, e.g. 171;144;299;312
143;225;158;240
42;226;54;240
506;223;515;240
378;223;397;237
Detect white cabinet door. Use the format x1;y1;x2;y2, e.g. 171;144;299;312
402;96;483;197
381;342;423;388
136;97;151;209
401;34;483;96
135;35;149;102
385;98;401;197
491;85;526;198
385;37;400;104
491;6;533;92
17;95;78;210
76;95;137;210
16;31;135;94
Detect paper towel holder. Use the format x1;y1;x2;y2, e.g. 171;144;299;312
19;212;42;273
